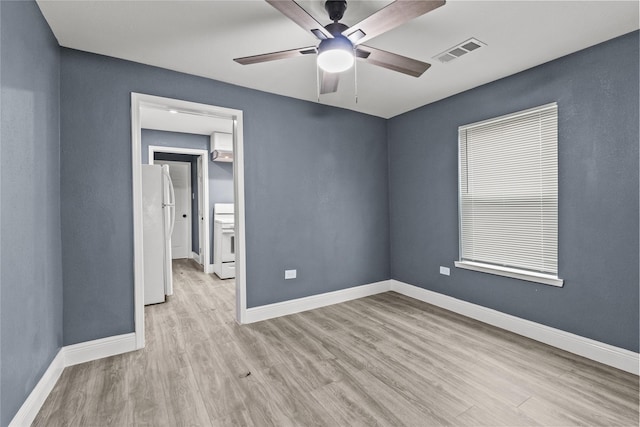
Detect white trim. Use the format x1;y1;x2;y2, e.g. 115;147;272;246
63;333;137;367
9;281;638;425
458;102;558;131
232;115;247;324
245;280;391;323
390;280;639;375
197;155;205;267
206;263;215;274
131;93;246;347
8;350;65;427
131;94;145;349
9;333;136;427
191;251;201;264
455;260;564;287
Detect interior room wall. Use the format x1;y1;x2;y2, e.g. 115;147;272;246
61;49;390;345
387;31;639;352
0;1;63;425
2;3;638;423
141;129;233;264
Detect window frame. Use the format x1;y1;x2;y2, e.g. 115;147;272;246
455;103;563;287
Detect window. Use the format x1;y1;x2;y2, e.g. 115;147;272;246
455;103;563;287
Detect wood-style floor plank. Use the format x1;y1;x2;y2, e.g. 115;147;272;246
34;260;639;426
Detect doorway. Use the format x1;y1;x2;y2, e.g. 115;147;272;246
131;93;247;350
154;160;191;260
148;146;211;270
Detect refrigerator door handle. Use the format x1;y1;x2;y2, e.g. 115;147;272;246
163;168;176;238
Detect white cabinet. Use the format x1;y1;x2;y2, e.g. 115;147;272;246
210;132;233;162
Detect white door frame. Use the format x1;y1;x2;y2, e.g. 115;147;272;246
131;93;247;350
149;146;208;267
152;159;193;261
196;156;205;266
149;154;196;262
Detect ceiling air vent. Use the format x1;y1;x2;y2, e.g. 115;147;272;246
435;38;485;64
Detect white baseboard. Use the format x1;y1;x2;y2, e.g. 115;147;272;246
10;280;638;426
8;350;65;427
206;263;215;274
245;280;391;323
245;278;638;374
390;280;639;375
64;333;137;367
191;251;201;264
9;332;137;426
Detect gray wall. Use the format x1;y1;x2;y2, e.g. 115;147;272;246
0;1;63;425
388;31;639;352
4;5;634;422
142;129;235;264
61;48;389;344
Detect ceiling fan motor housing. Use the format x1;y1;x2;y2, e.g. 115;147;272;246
325;0;347;22
324;22;349;37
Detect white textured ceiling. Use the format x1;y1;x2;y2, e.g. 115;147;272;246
37;0;639;118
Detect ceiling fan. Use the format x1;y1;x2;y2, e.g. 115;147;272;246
234;0;446;94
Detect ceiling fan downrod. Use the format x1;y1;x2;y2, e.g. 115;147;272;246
325;0;347;22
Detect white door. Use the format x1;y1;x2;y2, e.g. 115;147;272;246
141;165;166;305
156;160;191;259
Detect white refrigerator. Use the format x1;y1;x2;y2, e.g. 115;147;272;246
142;164;175;305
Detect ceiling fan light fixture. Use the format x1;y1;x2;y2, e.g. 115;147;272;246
317;36;354;73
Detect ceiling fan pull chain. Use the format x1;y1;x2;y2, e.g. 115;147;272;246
354;47;358;104
316;63;321;102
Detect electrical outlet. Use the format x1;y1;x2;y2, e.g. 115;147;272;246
285;269;297;280
439;266;450;276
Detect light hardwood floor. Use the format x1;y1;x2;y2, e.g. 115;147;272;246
34;259;639;426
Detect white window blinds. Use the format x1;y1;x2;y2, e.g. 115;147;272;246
459;103;558;276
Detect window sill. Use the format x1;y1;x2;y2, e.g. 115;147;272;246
454;261;564;287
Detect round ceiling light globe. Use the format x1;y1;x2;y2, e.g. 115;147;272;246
317;36;355;73
318;49;354;73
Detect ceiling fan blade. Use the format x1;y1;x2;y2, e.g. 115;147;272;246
357;46;431;77
234;46;317;65
320;70;340;94
343;0;445;45
266;0;333;40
